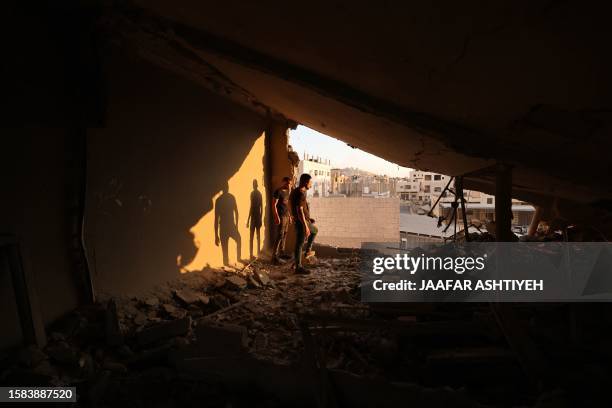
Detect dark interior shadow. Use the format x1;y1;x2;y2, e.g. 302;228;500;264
247;179;263;259
215;182;242;266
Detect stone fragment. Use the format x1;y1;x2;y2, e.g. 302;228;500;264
137;317;192;347
144;297;160;307
226;275;248;290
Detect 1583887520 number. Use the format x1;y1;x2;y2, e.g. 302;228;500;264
2;387;76;402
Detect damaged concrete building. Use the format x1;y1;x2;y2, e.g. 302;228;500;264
2;1;612;407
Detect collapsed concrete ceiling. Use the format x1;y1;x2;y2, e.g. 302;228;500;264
103;1;612;209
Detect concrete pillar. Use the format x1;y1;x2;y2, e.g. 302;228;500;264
264;121;293;253
527;205;543;236
455;176;470;241
495;163;513;241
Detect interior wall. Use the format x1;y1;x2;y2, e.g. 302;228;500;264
86;50;268;295
0;133;82;348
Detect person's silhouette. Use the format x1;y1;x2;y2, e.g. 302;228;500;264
214;182;242;266
247;179;263;260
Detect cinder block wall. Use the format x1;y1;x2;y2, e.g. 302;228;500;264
309;197;399;248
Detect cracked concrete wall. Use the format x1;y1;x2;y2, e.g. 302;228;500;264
86;49;269;295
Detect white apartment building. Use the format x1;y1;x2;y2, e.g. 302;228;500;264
298;153;332;197
397;170;450;203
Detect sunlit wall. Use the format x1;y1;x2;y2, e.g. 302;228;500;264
183;133;267;271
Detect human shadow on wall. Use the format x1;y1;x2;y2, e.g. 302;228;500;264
85;50;269;294
247;179;263;260
215;181;242;266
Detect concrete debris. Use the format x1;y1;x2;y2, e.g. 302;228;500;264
247;274;262;288
254;269;271;286
162;303;177;314
144;296;160;307
5;251;604;406
137;317;192;347
173;288;208;306
133;311;148;326
225;275;248;290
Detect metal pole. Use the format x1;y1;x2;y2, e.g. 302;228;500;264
495;163;513;242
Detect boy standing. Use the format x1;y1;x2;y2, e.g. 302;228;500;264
272;176;293;263
289;174;318;274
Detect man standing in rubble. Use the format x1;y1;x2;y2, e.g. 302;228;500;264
272;176;293;264
290;173;318;274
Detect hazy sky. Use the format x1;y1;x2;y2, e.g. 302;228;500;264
289;126;412;177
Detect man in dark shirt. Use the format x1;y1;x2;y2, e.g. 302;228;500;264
272;176;293;263
289;173;318;274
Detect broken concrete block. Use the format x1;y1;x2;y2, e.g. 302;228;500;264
162;304;177;314
247;274;262;288
137;317;191;347
174;289;199;305
194;321;248;354
143;296;160;307
226;275;247;290
255;270;271;286
134;314;148;327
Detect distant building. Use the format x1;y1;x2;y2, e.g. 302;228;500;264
331;168;398;197
397;170;450;203
401;170;534;228
298;153;332;197
331;169;348;194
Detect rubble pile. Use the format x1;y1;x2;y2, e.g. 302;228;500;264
4;252;612;406
0;256;369;406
